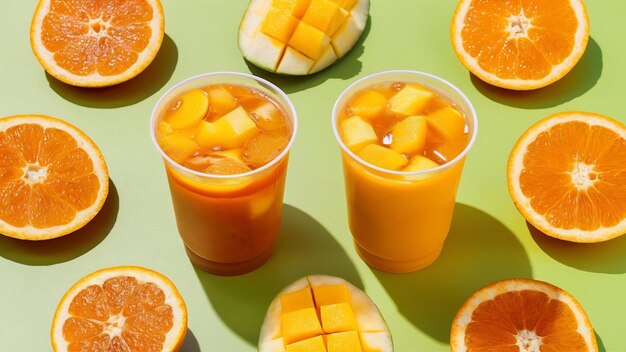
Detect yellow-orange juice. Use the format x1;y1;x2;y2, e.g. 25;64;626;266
333;71;477;273
151;72;297;275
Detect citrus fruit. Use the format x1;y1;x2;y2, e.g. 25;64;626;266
450;278;598;352
30;0;165;87
450;0;589;90
0;115;109;240
507;112;626;243
259;275;392;352
51;266;188;352
239;0;369;75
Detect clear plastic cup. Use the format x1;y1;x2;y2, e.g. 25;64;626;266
332;70;478;273
151;72;297;276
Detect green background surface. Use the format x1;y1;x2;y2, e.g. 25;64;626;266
1;0;625;351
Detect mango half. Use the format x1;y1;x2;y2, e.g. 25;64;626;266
239;0;369;75
259;275;393;352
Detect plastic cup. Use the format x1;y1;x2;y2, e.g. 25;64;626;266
151;72;298;276
332;70;478;273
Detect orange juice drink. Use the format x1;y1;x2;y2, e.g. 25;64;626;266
151;72;297;276
332;71;477;273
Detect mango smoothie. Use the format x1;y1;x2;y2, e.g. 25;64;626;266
151;72;297;276
333;71;477;273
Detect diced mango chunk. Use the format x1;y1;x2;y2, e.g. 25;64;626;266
357;144;408;170
390;116;427;154
207;87;239;117
302;0;346;36
165;89;209;129
277;47;315;74
329;0;356;10
251;102;287;131
206;158;252;175
327;331;362;352
340;116;377;153
312;284;351;308
158;133;199;164
157;121;174;135
262;8;300;43
388;84;433;116
288;22;330;60
348;91;387;120
273;0;312;18
281;288;315;314
320;303;358;334
242;129;290;168
425;107;466;140
403;155;439;172
286;335;327;352
281;307;323;344
196;106;258;149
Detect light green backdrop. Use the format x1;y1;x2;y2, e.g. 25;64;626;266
1;1;624;351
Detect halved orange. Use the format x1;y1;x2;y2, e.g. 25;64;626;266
508;112;626;243
451;0;589;90
451;278;598;352
0;115;109;240
51;266;188;352
30;0;165;87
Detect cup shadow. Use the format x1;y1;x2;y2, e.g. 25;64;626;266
0;179;119;265
193;204;362;346
180;328;201;352
245;16;371;94
596;331;606;352
45;34;178;108
528;222;626;274
374;203;532;343
471;37;602;109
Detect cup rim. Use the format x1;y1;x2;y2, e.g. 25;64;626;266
150;71;298;179
332;70;478;176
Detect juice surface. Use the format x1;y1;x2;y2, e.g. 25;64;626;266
157;84;293;176
336;80;473;273
155;83;294;275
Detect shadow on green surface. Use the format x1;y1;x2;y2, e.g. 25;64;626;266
244;16;371;94
45;34;178;108
596;331;606;352
0;180;118;265
528;222;626;274
374;203;532;343
193;204;362;346
470;37;602;109
180;328;201;352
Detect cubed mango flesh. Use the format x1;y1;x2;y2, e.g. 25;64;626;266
286;335;327;352
158;133;199;164
302;0;346;36
329;0;357;10
288;22;330;60
281;307;323;344
206;158;252;175
165;89;209;129
196;106;258;149
320;303;358;334
357;144;408;170
403;155;439;172
348;91;387;120
327;331;362;352
207;87;239;117
388;84;433;116
425;107;466;140
158;121;174;135
281;288;315;314
262;8;300;43
340;116;377;153
251;102;287;130
273;0;312;18
390;115;427;154
312;284;351;308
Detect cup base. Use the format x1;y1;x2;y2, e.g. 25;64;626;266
354;241;443;273
184;244;274;276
